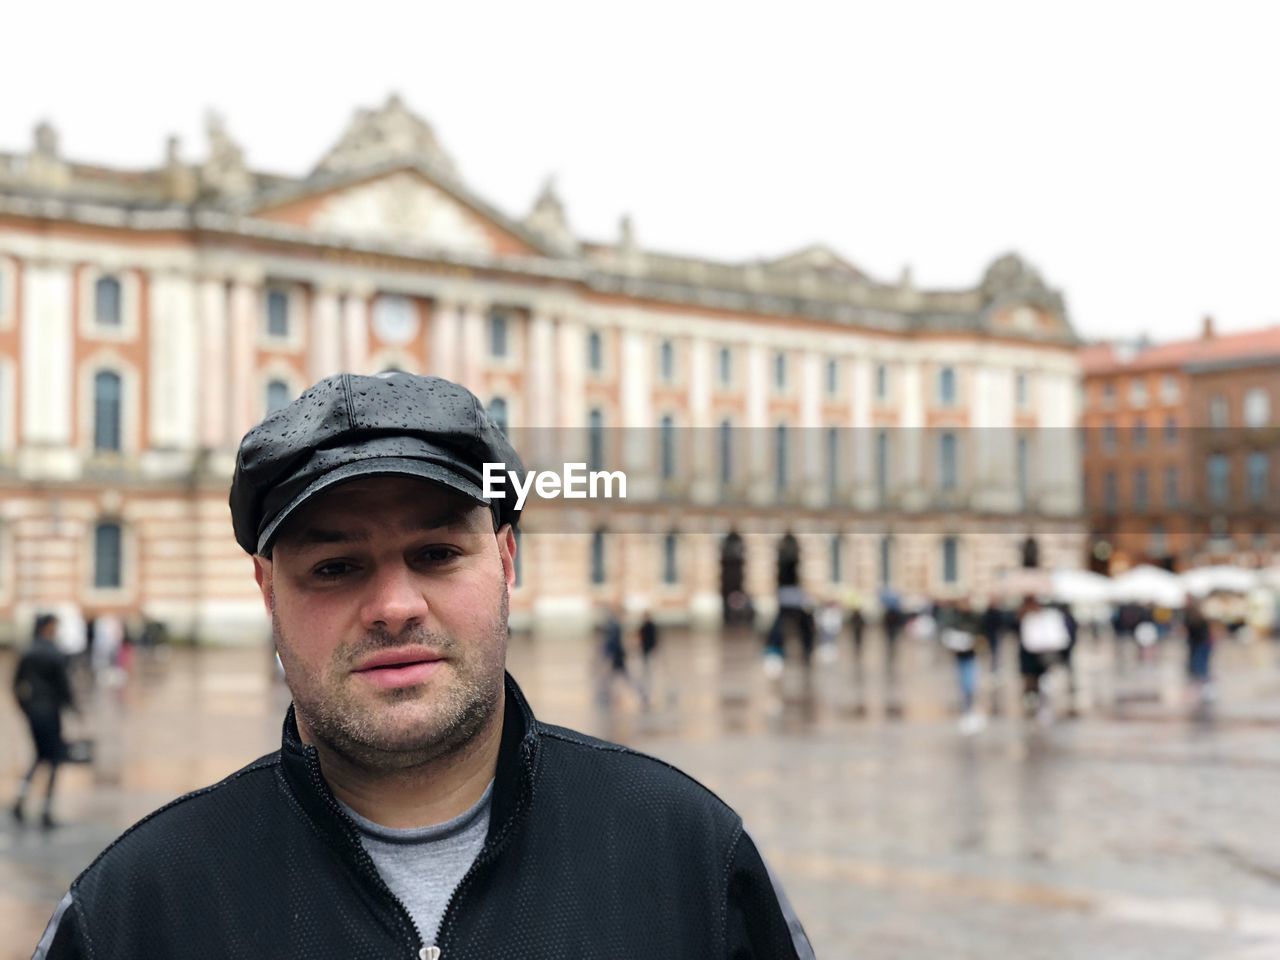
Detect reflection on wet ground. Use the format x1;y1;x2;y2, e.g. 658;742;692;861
4;628;1280;959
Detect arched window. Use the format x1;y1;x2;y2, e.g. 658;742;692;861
587;330;603;372
1248;452;1269;503
829;533;844;583
659;340;675;383
662;531;678;585
588;408;605;472
488;309;509;358
489;396;508;435
1245;388;1271;428
774;352;788;390
875;364;889;401
94;521;123;589
93;370;122;452
938;367;957;406
942;536;960;585
774;423;789;492
939;431;959;491
265;289;289;337
826;358;839;395
265;379;291;415
826;426;840;500
1207;455;1231;505
94;276;122;327
879;535;894;588
876;430;891;495
718;346;732;386
660;415;676;480
718;419;734;486
1016;435;1031;504
590;528;607;585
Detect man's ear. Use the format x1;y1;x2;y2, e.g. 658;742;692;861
253;555;274;615
496;524;517;589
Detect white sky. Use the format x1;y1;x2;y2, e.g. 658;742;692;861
3;0;1278;342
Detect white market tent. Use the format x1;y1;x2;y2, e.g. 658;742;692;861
1180;565;1259;597
1110;565;1187;608
1050;569;1113;605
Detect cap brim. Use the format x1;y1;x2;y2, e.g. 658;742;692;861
256;456;490;555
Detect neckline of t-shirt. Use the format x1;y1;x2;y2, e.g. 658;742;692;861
339;779;495;845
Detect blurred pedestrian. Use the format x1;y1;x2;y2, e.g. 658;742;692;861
599;605;647;709
637;610;660;700
938;599;984;733
981;597;1004;675
11;613;75;828
1184;598;1214;703
1018;595;1069;720
815;600;841;664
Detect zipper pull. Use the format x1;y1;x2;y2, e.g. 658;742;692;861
419;947;441;960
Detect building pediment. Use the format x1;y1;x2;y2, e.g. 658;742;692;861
250;164;544;258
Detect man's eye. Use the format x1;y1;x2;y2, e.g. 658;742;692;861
418;546;460;565
312;560;357;579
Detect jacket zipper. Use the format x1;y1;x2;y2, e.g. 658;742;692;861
432;735;537;952
301;746;429;959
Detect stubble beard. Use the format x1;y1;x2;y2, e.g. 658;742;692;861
274;585;510;773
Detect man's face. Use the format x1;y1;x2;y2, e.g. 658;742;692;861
254;476;517;772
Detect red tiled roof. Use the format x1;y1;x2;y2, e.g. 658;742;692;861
1082;326;1280;375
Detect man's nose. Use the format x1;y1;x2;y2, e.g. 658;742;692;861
361;564;429;635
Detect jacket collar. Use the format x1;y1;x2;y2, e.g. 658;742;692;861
278;672;540;845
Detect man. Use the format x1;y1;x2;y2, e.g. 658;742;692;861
35;372;812;959
12;613;74;829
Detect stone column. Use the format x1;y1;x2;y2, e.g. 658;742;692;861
148;270;199;452
20;260;74;448
851;356;876;510
342;286;370;374
309;285;343;381
897;361;925;511
227;273;259;442
430;298;461;381
458;301;486;392
197;276;229;450
524;309;557;469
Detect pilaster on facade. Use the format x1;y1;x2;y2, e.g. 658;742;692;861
555;317;586;432
148;270;199;455
429;297;460;382
457;300;486;389
341;284;373;375
227;276;259;442
308;285;344;382
196;275;230;451
21;260;74;449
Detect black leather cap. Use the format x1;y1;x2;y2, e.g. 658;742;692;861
229;372;524;555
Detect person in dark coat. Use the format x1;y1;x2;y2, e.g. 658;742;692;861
12;613;75;828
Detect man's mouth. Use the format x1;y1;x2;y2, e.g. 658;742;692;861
353;648;444;689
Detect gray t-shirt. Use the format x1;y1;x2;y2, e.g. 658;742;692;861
340;781;492;945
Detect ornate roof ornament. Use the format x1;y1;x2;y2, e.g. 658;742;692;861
617;214;642;273
200;111;252;199
26;119;69;189
313;93;458;181
981;252;1049;300
523;176;578;256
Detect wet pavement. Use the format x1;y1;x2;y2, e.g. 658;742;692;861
4;628;1280;959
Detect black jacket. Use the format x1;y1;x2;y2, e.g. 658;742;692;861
13;639;73;717
35;674;813;959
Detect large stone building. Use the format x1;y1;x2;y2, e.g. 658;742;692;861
0;95;1084;643
1081;318;1280;573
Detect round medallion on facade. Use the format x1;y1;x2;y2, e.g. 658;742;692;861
372;294;419;345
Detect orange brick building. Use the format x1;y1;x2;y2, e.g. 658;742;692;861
1081;318;1280;572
